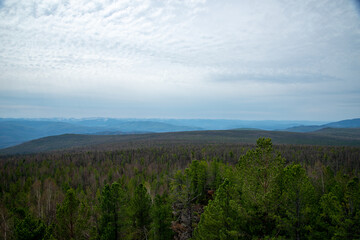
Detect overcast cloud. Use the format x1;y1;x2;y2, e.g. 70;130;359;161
0;0;359;120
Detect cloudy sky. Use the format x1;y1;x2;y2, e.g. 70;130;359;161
0;0;359;120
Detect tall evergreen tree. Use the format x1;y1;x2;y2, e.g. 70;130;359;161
188;160;208;203
279;164;316;239
14;213;47;240
131;183;152;240
317;192;343;239
237;138;285;237
335;177;360;239
56;188;81;240
170;169;194;238
193;179;243;240
150;193;173;240
99;182;128;240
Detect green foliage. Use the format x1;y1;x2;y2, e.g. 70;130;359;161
279;164;316;239
99;182;128;240
56;188;87;240
238;138;284;209
237;138;285;237
187;160;208;203
208;160;223;190
130;183;152;239
344;177;360;215
334;177;360;239
170;170;187;202
318;192;343;238
1;138;360;240
193;179;242;239
150;193;174;240
15;214;47;240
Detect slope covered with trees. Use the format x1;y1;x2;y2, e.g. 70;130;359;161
0;139;360;239
2;127;360;155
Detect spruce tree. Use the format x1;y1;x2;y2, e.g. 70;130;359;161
15;213;47;240
279;164;315;239
334;177;360;239
131;183;152;239
56;188;80;240
150;193;173;240
99;182;127;240
193;179;242;240
188;160;208;203
237;137;285;237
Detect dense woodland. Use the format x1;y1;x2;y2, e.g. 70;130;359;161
1;138;360;239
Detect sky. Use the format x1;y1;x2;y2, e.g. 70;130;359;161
0;0;359;121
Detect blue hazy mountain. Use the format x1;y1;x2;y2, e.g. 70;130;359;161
285;118;360;132
0;118;201;149
323;118;360;128
2;117;358;149
154;119;326;131
0;120;105;149
59;118;324;130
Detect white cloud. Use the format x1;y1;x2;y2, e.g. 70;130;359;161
0;0;359;120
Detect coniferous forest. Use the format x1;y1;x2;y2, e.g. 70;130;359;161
1;138;360;239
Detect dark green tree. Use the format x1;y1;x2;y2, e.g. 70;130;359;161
193;179;243;240
187;160;208;203
131;183;152;239
335;177;360;239
170;160;209;238
237;138;285;237
208;160;224;190
99;182;128;240
14;213;47;240
317;192;343;239
170;169;194;237
56;188;87;240
279;164;315;239
150;193;173;240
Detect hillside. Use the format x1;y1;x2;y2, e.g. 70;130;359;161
1;128;360;155
323;118;360;128
0;120;106;148
0;119;201;148
285;118;360;132
1;118;358;150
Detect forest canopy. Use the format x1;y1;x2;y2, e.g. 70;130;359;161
0;138;360;239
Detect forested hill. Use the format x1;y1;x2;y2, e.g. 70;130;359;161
1;138;359;239
1;128;360;155
2;118;359;148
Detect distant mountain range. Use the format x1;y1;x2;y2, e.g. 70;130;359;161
0;117;359;150
0;118;201;149
284;118;360;132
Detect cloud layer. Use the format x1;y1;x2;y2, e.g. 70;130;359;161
1;0;359;120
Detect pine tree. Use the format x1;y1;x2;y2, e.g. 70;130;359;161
99;182;128;240
14;213;47;240
193;179;242;240
150;193;173;240
317;192;343;239
335;177;360;239
236;138;285;237
55;188;80;240
188;160;208;203
279;164;315;239
131;183;152;239
170;169;194;238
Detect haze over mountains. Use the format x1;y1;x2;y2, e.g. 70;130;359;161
285;118;360;132
0;118;359;150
